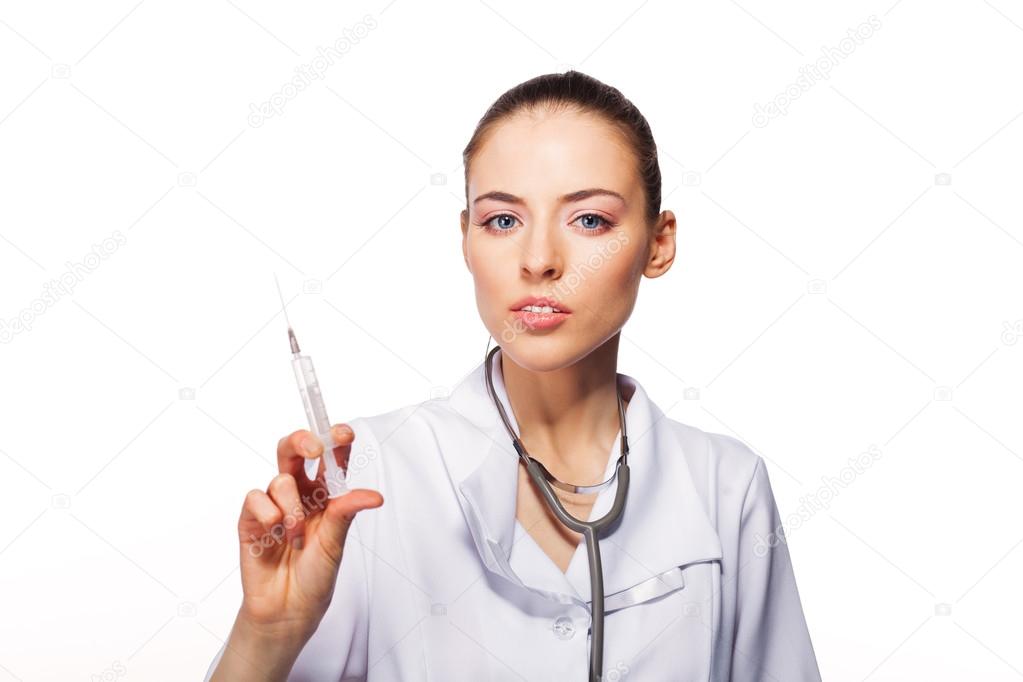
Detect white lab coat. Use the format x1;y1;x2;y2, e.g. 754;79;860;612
204;349;821;681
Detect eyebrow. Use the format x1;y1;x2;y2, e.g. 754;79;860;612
472;188;626;206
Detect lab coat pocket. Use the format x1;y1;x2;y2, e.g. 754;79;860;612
604;565;686;614
602;561;721;682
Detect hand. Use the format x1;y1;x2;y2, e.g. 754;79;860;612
235;424;383;640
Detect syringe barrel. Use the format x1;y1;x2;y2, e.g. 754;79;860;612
292;354;332;438
291;353;348;497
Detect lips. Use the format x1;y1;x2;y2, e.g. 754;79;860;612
511;308;570;331
509;295;571;313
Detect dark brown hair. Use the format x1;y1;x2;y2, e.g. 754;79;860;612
461;70;662;224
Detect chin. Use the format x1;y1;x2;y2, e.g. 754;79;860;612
497;337;588;373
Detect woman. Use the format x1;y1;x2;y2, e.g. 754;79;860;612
205;70;821;681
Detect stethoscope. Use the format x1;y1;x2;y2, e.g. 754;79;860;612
483;343;630;682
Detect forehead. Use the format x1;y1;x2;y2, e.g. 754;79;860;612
468;109;640;203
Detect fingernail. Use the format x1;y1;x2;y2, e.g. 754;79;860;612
292;536;304;550
302;438;319;455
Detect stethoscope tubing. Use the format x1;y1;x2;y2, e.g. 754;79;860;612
484;344;631;681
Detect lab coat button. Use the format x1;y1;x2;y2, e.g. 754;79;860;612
552;616;575;640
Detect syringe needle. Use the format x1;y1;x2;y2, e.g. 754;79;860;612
273;273;301;354
273;273;292;327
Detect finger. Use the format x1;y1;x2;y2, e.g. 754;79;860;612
238;489;284;549
278;429;341;500
330;423;354;471
315;488;384;561
266;473;307;547
277;429;317;479
313;424;355;482
278;425;353;472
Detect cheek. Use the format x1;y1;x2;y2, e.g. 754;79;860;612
582;240;644;296
468;256;508;312
571;244;645;327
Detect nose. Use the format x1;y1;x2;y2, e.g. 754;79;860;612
519;221;562;280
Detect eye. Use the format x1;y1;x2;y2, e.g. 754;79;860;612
571;213;614;232
492;214;519;231
478;213;521;234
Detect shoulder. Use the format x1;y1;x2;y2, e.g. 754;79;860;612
347;401;424;440
344;394;475;469
667;418;762;480
347;394;467;443
663;417;768;511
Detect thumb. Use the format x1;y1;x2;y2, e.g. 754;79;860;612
316;488;384;560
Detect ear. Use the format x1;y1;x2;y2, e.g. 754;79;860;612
644;210;676;279
460;209;472;273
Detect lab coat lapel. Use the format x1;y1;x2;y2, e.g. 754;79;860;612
562;377;724;604
445;349;724;606
457;429;585;603
445;353;523;588
455;428;521;583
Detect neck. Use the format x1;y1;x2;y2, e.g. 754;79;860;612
501;334;627;486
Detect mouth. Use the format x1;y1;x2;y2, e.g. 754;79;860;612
509;296;572;314
509;296;571;330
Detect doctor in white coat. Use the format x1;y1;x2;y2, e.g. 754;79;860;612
205;70;821;681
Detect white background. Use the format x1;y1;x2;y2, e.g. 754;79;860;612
2;0;1022;680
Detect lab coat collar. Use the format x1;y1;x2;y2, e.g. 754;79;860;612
445;347;724;606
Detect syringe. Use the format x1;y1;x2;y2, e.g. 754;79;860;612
275;275;349;498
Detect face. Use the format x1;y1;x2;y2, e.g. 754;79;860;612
461;107;676;371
